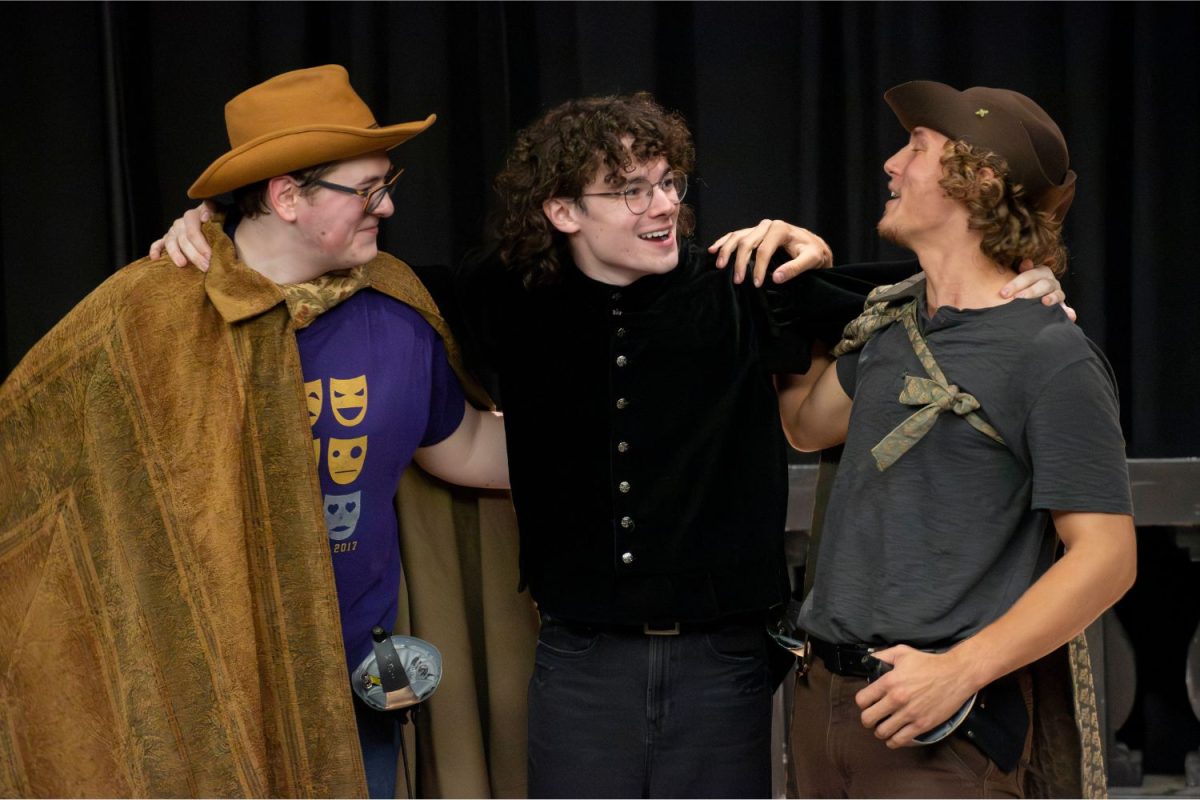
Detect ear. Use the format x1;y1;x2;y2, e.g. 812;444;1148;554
542;196;582;234
266;176;302;222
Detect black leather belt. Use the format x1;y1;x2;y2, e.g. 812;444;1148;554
545;613;762;637
809;637;876;677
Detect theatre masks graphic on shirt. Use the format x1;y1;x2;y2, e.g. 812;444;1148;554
324;491;362;541
308;375;372;482
305;379;323;426
328;436;367;485
310;374;372;541
330;375;368;426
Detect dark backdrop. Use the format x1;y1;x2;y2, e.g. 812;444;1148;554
3;0;1200;773
2;0;1198;459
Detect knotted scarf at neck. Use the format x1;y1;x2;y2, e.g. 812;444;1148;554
279;265;369;329
832;278;1005;471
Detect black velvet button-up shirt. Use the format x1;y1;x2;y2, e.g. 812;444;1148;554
453;242;894;625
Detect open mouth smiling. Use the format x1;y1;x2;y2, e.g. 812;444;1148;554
638;229;671;241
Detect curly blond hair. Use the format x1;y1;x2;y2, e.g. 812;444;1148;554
494;93;696;287
939;139;1068;276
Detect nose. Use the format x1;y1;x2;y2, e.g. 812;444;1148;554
883;146;905;178
646;183;677;217
372;191;396;219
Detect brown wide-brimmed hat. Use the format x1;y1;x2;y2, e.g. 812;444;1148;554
884;80;1076;222
189;64;435;199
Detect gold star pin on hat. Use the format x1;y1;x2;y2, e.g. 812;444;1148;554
975;108;990;118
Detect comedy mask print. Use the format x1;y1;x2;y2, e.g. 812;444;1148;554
330;375;367;426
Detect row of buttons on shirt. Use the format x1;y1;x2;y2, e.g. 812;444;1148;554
612;290;637;566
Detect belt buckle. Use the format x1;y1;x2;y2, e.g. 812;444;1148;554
643;622;681;636
834;647;855;675
839;645;874;677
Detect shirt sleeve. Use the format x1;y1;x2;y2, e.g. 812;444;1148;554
755;260;920;368
448;245;514;405
749;268;878;374
420;336;467;447
1026;356;1132;514
835;349;861;399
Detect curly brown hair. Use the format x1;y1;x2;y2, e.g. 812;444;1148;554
939;139;1068;276
494;93;697;286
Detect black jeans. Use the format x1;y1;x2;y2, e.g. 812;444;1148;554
352;692;402;799
527;616;773;798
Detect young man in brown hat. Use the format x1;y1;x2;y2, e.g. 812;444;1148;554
0;65;529;799
754;81;1136;797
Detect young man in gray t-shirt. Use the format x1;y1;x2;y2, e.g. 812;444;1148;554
764;81;1136;797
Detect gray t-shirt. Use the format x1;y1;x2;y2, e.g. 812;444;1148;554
799;294;1132;648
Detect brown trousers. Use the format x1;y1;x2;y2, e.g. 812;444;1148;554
789;660;1029;798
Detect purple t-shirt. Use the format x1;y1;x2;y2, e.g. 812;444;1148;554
296;289;465;673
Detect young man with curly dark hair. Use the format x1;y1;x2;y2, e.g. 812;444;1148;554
154;89;1067;799
491;93;698;287
769;81;1134;798
461;92;837;796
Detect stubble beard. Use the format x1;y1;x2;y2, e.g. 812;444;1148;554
877;215;909;250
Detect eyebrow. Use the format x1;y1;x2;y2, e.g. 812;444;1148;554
356;165;395;188
611;160;672;185
625;167;672;186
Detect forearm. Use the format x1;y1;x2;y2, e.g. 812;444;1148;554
776;345;850;451
414;404;510;490
856;512;1134;745
451;407;509;489
948;512;1137;691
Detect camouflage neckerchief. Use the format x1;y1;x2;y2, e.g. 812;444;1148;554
832;276;1005;471
830;272;926;358
279;265;369;329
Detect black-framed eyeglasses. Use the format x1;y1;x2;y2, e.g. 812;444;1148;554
305;167;404;213
579;170;688;215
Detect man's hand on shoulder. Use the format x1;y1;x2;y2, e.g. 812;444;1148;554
708;219;833;287
149;201;219;271
1002;259;1076;322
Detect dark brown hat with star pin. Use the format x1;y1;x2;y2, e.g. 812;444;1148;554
884;80;1076;222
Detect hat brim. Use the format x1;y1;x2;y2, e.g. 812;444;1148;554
188;114;436;199
885;81;963;137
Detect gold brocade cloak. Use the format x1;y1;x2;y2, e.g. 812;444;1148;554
0;219;538;798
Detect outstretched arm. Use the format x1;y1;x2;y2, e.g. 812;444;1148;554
413;402;509;490
855;510;1136;747
706;219;1074;317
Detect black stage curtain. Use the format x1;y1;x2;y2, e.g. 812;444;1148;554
2;1;1197;458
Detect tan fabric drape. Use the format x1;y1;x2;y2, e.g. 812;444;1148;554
0;219;537;797
395;474;536;798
